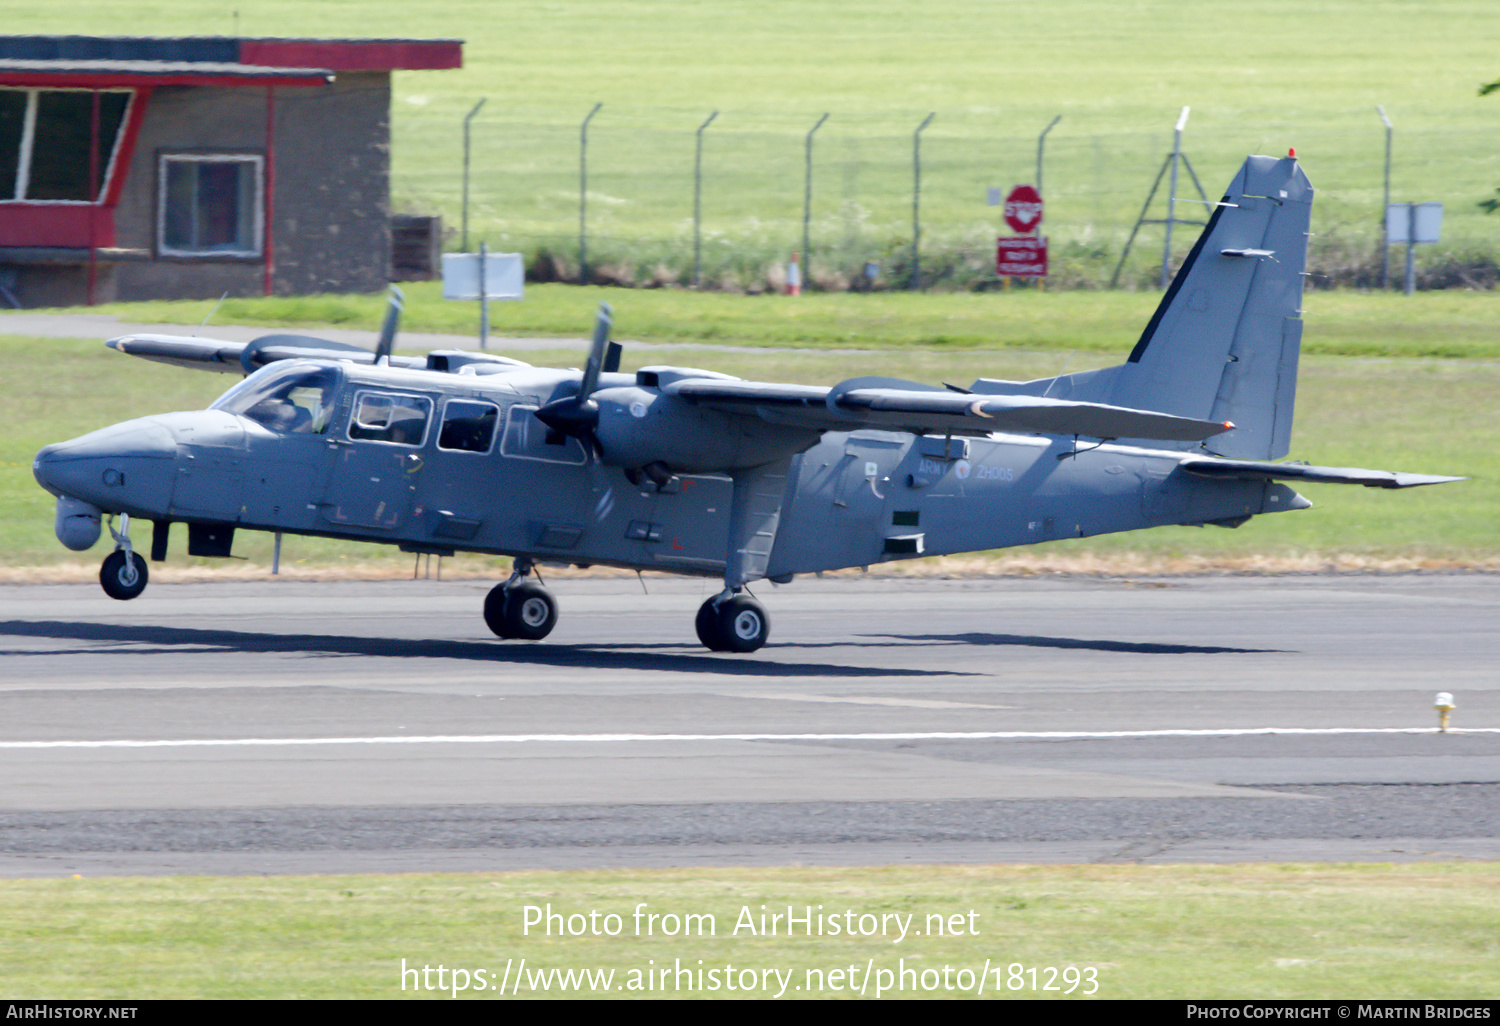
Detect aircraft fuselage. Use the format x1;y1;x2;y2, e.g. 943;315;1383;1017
33;357;1300;582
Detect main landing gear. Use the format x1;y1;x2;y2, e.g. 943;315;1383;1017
483;559;558;641
481;564;771;652
99;514;148;601
695;589;770;653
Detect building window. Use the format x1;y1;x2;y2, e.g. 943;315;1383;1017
0;88;131;202
157;154;263;257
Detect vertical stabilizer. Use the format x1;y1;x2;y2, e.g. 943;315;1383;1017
975;155;1312;460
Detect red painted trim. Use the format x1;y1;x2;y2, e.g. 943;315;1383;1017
0;204;115;248
88;89;99;305
240;39;461;71
102;85;150;208
264;86;275;296
0;71;331;89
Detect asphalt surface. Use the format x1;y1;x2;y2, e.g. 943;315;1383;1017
1;573;1496;876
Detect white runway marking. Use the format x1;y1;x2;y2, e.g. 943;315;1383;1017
723;691;1014;710
3;726;1495;749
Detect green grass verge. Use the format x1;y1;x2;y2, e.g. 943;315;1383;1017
20;284;1500;359
3;865;1497;999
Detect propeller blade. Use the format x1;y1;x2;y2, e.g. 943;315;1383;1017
534;303;615;450
579;302;612;398
374;285;404;365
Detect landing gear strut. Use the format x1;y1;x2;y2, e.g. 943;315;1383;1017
483;559;558;640
99;514;148;601
695;589;770;652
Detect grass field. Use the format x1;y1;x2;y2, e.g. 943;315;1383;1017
4;1;1500;285
4;865;1498;998
56;283;1500;358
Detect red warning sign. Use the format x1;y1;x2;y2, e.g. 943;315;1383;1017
996;236;1048;278
1003;185;1044;234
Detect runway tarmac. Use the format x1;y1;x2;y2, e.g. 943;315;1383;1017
1;573;1496;875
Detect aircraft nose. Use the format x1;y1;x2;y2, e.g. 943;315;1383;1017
33;418;177;508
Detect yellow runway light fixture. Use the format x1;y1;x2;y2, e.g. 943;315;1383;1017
1434;692;1455;733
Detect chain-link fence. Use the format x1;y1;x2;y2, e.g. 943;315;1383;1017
392;106;1499;291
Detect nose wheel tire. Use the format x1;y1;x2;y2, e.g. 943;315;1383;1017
100;550;149;601
484;580;558;641
695;594;770;653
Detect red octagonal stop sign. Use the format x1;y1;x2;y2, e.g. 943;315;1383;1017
1004;185;1043;234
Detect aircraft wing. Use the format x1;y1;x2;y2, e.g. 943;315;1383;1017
1180;457;1465;489
107;333;426;372
666;377;1232;443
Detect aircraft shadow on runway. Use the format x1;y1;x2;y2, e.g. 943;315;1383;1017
0;620;970;679
868;632;1286;655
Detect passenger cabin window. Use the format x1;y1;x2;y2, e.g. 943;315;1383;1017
211;363;338;434
349;392;431;446
500;405;588;465
438;400;499;454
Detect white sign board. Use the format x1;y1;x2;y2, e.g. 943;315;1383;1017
442;252;524;300
1385;203;1443;245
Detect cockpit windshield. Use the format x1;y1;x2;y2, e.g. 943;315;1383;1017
211;362;341;434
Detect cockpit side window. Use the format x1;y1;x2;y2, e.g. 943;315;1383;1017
438;400;499;454
348;391;432;446
212;363;340;434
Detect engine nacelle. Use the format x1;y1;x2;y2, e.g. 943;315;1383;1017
591;387;818;473
55;495;103;551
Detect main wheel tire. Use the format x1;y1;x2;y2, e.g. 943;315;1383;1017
502;581;558;641
483;582;512;638
718;595;770;652
695;598;727;651
699;595;769;653
100;550;148;601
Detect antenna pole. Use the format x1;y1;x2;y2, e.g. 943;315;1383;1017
1162;106;1189;288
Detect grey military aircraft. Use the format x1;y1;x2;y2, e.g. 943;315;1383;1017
33;154;1461;652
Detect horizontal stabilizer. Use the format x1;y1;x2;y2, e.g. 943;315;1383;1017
667;377;1232;443
1181;457;1465;489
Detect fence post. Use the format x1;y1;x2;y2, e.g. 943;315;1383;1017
693;110;719;288
803;113;829;288
1036;114;1061;199
1377;105;1393;289
579;102;602;285
911;112;935;290
461;98;486;253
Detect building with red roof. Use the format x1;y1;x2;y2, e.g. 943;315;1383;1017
0;35;462;306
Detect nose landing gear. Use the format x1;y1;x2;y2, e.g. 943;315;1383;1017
99;514;148;600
